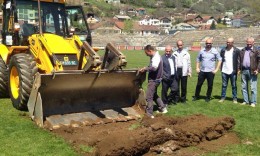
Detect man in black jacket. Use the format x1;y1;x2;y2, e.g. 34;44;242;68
219;37;240;103
161;45;178;106
238;37;260;107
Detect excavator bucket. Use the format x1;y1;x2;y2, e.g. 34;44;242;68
28;70;146;129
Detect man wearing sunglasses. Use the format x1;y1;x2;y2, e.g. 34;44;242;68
219;38;241;104
238;37;260;107
192;38;222;102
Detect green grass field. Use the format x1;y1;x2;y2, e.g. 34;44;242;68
1;50;260;155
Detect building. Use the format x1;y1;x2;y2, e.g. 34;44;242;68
159;17;172;34
172;23;196;31
136;8;146;16
113;15;131;21
139;18;160;26
105;0;120;4
232;14;252;27
221;16;232;27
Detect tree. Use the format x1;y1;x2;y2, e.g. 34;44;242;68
123;20;134;33
210;21;216;30
181;0;192;8
164;0;176;8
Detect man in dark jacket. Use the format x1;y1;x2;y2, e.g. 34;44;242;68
238;37;260;107
219;37;240;103
161;45;178;106
139;45;167;118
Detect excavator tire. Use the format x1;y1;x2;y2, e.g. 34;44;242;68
0;56;9;98
8;53;36;110
28;53;38;77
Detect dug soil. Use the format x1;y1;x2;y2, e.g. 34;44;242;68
52;114;240;156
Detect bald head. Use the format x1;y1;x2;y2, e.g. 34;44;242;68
176;40;183;50
227;37;234;43
206;38;213;44
226;37;234;49
205;38;213;50
164;45;173;56
246;37;254;49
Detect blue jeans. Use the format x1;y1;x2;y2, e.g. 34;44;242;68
241;70;258;104
221;72;237;100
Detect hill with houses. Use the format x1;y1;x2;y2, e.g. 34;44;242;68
70;0;259;35
64;0;260;48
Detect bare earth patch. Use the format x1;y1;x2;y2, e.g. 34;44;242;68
52;114;240;156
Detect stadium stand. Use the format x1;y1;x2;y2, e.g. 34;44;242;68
92;28;260;48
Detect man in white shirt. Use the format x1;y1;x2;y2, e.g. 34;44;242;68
139;45;167;118
219;38;240;103
173;40;192;103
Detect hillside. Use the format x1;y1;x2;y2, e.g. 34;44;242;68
66;0;260;21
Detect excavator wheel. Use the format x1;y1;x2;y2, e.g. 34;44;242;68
8;53;36;110
0;56;9;98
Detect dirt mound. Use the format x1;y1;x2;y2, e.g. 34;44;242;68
52;114;239;156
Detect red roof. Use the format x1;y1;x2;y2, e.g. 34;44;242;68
137;8;145;10
114;21;124;29
202;16;213;21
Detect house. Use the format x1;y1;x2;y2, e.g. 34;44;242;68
115;21;160;35
87;16;99;24
127;8;137;16
232;14;252;27
105;0;120;4
159;17;172;33
138;25;160;35
221;16;232;27
89;19;121;34
136;8;146;16
225;11;234;18
184;15;203;25
139;17;160;26
86;13;99;24
202;16;217;25
113;15;131;21
172;23;196;31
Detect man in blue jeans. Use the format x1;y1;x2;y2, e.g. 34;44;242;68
139;45;167;118
219;37;241;103
238;37;260;107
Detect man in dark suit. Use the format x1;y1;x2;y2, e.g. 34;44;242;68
161;45;178;106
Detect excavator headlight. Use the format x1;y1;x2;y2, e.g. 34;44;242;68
14;23;20;31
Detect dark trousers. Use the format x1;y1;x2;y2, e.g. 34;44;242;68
161;76;178;104
194;71;215;98
146;80;165;115
175;68;188;102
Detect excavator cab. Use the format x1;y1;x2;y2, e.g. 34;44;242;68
0;0;146;129
65;6;92;45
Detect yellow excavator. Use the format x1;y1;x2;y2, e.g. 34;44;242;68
0;0;146;129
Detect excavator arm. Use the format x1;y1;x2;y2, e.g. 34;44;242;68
102;43;127;71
